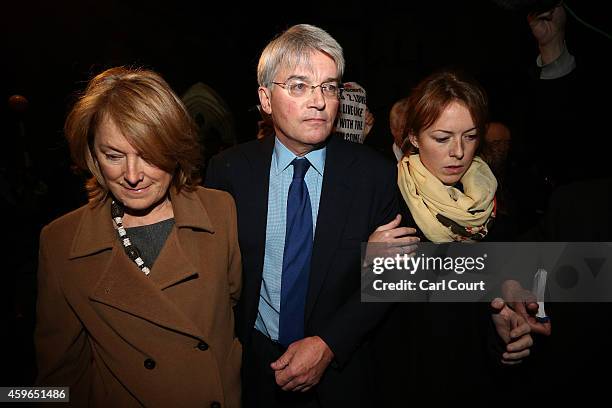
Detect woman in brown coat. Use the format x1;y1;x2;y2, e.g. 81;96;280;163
35;67;241;407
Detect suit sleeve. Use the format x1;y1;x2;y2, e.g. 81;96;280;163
204;154;229;192
318;159;400;367
35;227;93;398
225;193;242;307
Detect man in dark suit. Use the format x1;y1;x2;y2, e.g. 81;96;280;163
205;24;415;407
523;178;612;402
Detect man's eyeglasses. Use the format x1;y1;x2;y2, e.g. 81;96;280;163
272;80;342;98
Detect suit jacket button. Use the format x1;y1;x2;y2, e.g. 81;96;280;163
197;341;209;351
210;402;221;408
144;358;156;369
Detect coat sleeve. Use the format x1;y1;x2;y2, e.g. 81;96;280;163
34;226;93;398
318;159;400;367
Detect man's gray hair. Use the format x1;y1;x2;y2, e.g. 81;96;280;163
257;24;345;88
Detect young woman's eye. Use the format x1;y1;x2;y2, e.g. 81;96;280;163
434;137;449;143
464;134;478;141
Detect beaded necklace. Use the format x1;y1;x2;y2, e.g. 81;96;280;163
111;200;151;276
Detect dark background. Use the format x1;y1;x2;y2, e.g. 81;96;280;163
1;0;609;386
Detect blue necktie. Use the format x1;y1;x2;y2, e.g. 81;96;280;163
278;158;313;347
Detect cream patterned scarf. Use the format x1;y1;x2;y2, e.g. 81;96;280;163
398;154;497;243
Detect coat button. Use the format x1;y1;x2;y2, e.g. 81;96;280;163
210;402;221;408
144;358;156;369
197;341;209;351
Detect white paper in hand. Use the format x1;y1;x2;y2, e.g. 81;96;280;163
532;268;549;322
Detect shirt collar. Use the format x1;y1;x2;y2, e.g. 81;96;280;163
273;136;326;176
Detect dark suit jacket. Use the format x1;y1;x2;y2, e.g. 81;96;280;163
205;134;399;406
528;177;612;242
373;193;523;407
524;178;612;403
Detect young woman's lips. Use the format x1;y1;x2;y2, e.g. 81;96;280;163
444;165;464;174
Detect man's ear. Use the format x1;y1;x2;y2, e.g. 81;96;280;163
258;86;272;114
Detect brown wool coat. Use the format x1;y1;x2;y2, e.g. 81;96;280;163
35;186;242;407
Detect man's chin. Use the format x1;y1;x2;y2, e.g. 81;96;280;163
306;134;331;149
304;129;332;143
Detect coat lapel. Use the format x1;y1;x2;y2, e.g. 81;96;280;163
89;244;205;339
306;136;356;321
80;193;212;340
150;187;214;290
148;229;198;290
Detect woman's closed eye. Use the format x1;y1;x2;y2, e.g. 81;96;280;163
105;153;123;161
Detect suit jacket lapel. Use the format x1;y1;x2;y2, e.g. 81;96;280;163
239;137;274;329
306;136;356;321
245;137;274;284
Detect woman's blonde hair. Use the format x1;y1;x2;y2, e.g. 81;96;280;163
65;66;201;204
